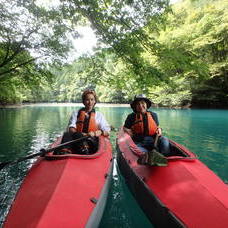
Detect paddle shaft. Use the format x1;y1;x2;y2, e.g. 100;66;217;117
0;136;89;170
154;133;159;148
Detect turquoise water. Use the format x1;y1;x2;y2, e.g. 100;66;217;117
0;105;228;226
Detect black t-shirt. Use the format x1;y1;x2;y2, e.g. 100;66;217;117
124;111;159;142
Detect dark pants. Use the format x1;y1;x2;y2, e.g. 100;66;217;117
60;132;98;154
135;136;170;156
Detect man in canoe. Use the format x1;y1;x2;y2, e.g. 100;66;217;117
58;89;110;154
123;94;170;164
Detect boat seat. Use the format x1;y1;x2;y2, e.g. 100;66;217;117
168;143;189;157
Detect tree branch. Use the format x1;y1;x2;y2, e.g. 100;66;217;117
0;28;38;68
0;56;40;79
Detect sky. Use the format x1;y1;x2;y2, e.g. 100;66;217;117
170;0;179;3
71;0;181;59
72;26;98;58
36;0;181;61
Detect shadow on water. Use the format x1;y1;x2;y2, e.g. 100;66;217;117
99;159;153;228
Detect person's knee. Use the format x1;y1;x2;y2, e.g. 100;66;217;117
72;132;84;140
136;143;149;153
143;136;154;144
61;132;73;143
87;137;98;154
160;136;169;145
159;136;170;155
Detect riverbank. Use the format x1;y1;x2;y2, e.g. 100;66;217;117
0;102;130;108
1;102;227;109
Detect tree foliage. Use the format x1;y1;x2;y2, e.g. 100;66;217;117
0;0;81;104
0;0;79;78
164;0;228;107
0;0;227;108
58;0;171;92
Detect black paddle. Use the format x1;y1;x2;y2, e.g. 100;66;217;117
0;136;89;170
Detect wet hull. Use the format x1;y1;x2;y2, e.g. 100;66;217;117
4;136;113;228
117;129;228;228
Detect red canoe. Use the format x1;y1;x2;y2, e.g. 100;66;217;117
117;129;228;228
4;136;113;228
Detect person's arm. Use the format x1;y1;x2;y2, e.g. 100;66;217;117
88;129;109;137
68;111;78;134
156;127;162;136
151;112;162;136
123;114;134;136
123;126;133;136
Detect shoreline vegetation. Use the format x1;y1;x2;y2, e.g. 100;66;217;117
0;102;227;110
0;102;129;109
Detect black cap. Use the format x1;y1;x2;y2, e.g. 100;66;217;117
130;94;152;112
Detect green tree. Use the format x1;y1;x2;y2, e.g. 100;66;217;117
0;0;81;103
59;0;172;92
157;0;228;107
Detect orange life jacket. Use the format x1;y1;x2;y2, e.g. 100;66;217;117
131;112;157;136
76;110;98;133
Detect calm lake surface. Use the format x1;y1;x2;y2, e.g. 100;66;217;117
0;104;228;227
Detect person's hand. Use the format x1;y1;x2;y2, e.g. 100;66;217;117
87;130;109;137
123;127;133;136
156;128;162;136
102;130;109;137
88;131;96;137
69;127;77;134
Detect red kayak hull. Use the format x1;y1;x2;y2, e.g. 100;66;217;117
4;136;112;228
117;129;228;228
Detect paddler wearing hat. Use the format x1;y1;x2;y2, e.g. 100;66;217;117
123;94;170;156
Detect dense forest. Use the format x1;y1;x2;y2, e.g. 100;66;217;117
0;0;227;108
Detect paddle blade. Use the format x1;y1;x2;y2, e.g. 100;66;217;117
148;149;168;166
137;153;149;165
138;149;168;166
